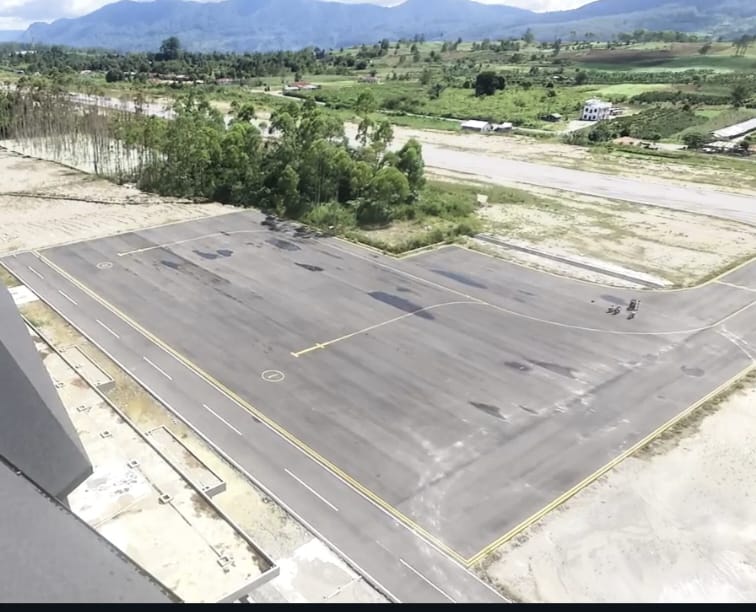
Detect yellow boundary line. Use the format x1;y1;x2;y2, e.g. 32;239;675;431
464;362;755;567
27;241;756;571
34;252;469;566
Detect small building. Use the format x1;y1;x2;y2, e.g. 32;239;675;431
284;81;319;91
292;81;319;90
461;120;493;132
460;120;512;133
580;98;612;122
713;117;756;140
542;113;563;122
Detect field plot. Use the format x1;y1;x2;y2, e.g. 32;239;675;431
32;211;756;561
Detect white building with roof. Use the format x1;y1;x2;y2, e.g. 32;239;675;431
713;117;756;140
580;99;612;122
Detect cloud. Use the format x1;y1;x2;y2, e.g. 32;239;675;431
0;0;593;29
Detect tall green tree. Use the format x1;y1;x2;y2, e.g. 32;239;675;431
395;138;425;193
159;36;182;61
731;83;750;108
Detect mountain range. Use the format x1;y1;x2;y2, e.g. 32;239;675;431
8;0;756;52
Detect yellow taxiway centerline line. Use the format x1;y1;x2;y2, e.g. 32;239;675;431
291;300;477;358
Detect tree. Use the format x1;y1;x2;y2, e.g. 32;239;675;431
574;70;588;85
230;101;256;124
731;83;750;108
523;28;535;45
159;37;182;61
474;71;505;97
698;42;712;55
395;138;425;193
370;166;409;206
683;131;709;150
105;69;124;83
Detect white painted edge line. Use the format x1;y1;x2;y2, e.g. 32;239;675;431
143;355;173;381
57;289;78;305
399;558;456;602
284;468;339;512
27;265;44;279
96;318;120;339
202;403;242;436
716;280;756;293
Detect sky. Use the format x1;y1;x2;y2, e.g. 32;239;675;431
0;0;593;30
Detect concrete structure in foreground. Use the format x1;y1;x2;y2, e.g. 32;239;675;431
0;285;176;603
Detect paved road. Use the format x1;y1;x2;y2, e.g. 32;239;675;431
420;145;756;226
68;93;756;226
4;211;756;601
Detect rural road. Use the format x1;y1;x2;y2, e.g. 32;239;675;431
67;91;756;226
419;144;756;226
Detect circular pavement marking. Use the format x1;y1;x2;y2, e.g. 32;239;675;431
261;370;285;383
97;261;113;270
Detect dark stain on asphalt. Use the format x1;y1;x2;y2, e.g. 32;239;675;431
519;289;536;297
216;249;234;258
161;260;181;270
682;365;705;377
602;294;626;305
296;263;324;272
396;286;413;293
504;361;532;372
527;359;577;379
193;250;219;260
317;249;343;260
430;269;487;289
268;238;301;251
368;291;434;320
519;404;539;415
470;402;507;421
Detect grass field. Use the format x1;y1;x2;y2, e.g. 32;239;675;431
678;108;756;140
588;83;673;98
572;43;756;72
296;81;595;125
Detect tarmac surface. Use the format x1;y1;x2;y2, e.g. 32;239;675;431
4;210;756;602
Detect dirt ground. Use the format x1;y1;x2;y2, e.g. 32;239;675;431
33;330;271;603
0;148;231;254
431;170;756;287
479;377;756;603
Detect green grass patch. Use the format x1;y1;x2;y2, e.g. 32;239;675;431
678;108;756;139
298;81;591;125
590;83;672;97
611;107;706;140
311;179;494;254
0;266;20;287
